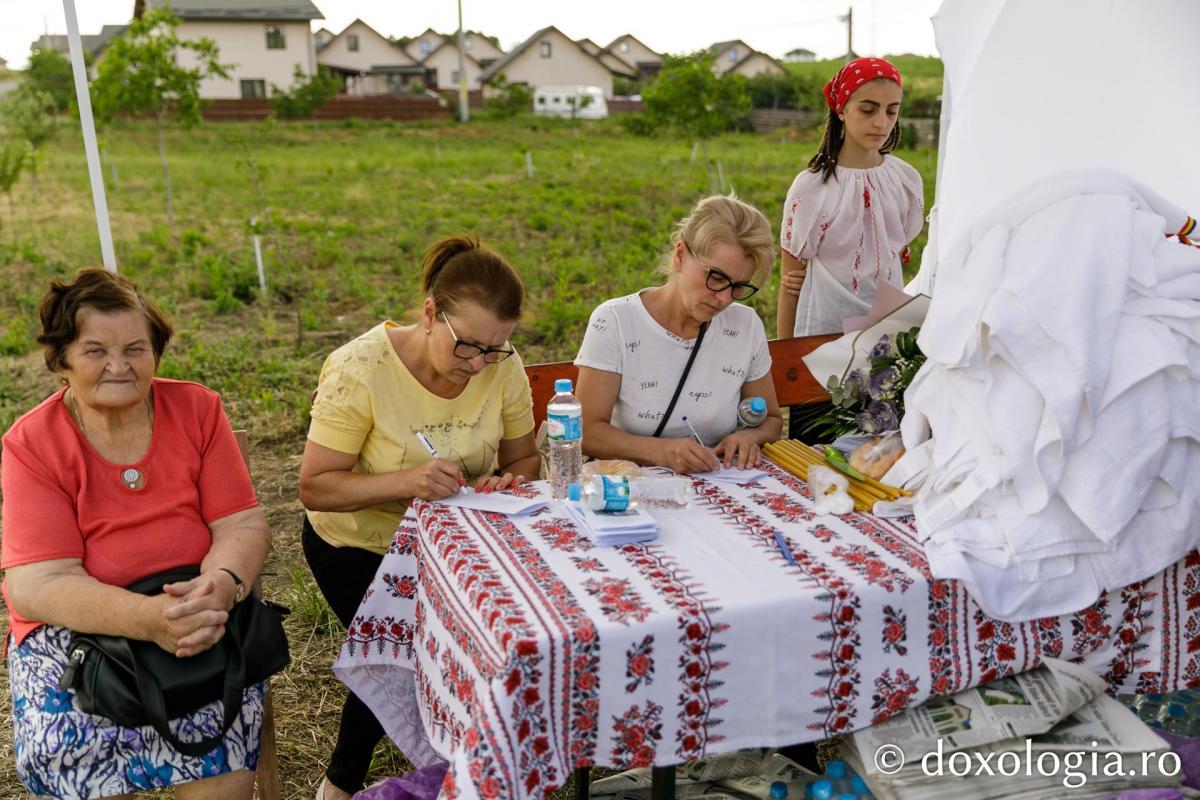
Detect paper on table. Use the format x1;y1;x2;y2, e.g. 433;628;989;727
562;501;658;546
432;488;549;516
697;465;771;485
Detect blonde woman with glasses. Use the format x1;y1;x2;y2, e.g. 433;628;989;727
574;195;783;474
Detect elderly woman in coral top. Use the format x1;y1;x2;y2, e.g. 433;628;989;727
1;269;272;799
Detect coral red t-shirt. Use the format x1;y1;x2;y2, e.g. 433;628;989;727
1;378;258;646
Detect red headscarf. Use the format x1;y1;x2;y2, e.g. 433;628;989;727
822;57;903;113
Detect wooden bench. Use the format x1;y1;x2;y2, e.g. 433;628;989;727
525;333;838;435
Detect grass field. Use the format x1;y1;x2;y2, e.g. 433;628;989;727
0;115;936;797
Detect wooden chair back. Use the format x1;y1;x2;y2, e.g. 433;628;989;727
525;334;839;430
232;430;283;800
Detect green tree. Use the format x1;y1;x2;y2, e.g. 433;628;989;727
0;140;27;236
485;75;532;119
270;65;340;121
2;87;60;201
90;6;230;224
23;48;76;112
637;52;752;189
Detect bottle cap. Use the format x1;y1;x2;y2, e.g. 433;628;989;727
554;378;573;393
769;781;788;800
850;774;868;792
835;795;858;800
825;760;847;779
567;483;581;501
749;396;766;413
811;781;834;800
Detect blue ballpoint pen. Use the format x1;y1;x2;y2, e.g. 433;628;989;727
773;529;797;566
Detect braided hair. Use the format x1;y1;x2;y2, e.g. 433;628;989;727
806;108;902;184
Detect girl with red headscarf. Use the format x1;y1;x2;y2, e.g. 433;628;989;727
776;57;925;338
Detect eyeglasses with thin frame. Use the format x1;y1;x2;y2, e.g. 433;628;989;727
440;313;515;364
684;242;760;300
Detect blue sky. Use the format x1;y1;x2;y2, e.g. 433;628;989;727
2;0;942;69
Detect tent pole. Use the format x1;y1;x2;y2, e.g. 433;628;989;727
63;0;118;272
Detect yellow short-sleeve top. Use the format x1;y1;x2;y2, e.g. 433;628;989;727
306;321;535;553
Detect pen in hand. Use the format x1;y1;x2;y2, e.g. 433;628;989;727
681;416;705;447
415;431;465;491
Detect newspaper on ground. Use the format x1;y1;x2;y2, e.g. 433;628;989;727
842;659;1189;800
851;657;1106;767
590;749;816;800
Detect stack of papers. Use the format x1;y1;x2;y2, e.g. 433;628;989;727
432;488;549;516
562;501;659;546
696;465;771;485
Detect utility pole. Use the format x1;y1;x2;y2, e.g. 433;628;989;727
456;0;470;122
841;6;854;63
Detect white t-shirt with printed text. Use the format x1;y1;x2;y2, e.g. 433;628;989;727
574;291;772;446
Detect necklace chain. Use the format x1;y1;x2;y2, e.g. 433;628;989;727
66;388;154;490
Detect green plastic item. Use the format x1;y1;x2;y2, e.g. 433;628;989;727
821;445;867;482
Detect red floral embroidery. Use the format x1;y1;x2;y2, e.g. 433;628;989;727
583;577;652;625
383;573;417;600
610;701;664;769
343;614;414;660
882;604;908;656
1104;584;1156;690
927;580;965;697
748;490;815;525
1181;551;1200;688
870;667;920;725
1071;596;1112;657
571;556;607;573
625;635;655;693
531;516;593;553
832;544;914;593
974;610;1020;685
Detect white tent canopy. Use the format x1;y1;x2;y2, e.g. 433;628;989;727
913;0;1200;294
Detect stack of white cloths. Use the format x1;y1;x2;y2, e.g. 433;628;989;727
898;170;1200;622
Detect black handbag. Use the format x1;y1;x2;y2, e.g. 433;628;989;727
58;565;290;757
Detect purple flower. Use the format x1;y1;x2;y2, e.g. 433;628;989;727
870;334;893;359
868;366;900;399
869;400;900;431
842;369;867;399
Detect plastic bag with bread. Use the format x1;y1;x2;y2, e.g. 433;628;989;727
849;434;905;481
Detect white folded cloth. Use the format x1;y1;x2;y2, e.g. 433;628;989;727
900;169;1200;621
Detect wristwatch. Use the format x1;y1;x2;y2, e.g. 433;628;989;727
218;567;246;603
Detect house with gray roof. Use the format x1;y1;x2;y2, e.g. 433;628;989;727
134;0;324;99
479;26;633;98
709;39;787;78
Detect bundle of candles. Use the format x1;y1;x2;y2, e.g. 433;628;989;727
763;439;910;513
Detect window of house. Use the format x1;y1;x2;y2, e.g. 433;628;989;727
619;40;629;53
728;48;738;62
240;79;267;98
451;70;460;84
420;38;430;54
348;34;359;52
540;41;551;58
265;25;285;49
464;36;472;50
552;96;560;103
537;96;546;105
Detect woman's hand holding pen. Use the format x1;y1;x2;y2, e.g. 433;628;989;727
659;437;720;474
405;459;464;500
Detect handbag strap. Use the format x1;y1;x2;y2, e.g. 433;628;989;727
128;605;249;758
652;321;708;438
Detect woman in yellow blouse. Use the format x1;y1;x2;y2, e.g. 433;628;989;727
299;235;539;800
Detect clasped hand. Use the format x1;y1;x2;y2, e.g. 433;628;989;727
407;458;526;499
151;573;238;658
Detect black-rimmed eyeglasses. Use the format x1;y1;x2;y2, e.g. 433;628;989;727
441;313;515;363
684;242;760;300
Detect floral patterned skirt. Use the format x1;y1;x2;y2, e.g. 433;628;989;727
8;624;264;799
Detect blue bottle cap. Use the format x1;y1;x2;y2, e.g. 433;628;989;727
825;760;847;779
567;483;581;502
811;781;835;800
835;795;858;800
850;774;868;792
749;396;767;413
554;378;573;393
804;783;814;800
769;781;788;800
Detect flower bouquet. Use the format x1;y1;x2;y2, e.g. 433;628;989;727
806;326;926;441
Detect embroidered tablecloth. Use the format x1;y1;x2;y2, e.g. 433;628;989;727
333;465;1200;800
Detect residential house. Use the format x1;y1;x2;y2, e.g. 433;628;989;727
602;34;662;81
406;28;445;61
313;27;334;50
134;0;322;99
32;24;129;63
479;26;628;97
709;39;787;78
0;56;7;70
784;47;817;63
414;31;505;91
317;18;423;95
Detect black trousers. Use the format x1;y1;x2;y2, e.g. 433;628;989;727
302;516;386;793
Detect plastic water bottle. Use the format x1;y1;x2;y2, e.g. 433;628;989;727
737;396;768;428
577;475;692;512
547;379;583;499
